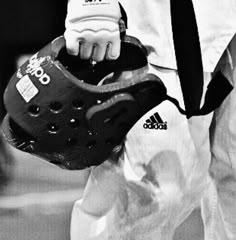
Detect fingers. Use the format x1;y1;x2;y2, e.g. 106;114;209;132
64;30;80;56
64;30;121;62
106;39;121;60
79;41;94;60
92;43;107;62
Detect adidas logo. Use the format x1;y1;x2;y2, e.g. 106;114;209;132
143;112;167;130
85;0;102;2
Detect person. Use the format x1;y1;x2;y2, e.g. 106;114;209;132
64;0;236;239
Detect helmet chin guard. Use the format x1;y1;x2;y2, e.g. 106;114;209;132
2;35;167;170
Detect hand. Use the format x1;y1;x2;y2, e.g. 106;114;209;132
64;0;122;62
79;160;121;217
70;161;121;240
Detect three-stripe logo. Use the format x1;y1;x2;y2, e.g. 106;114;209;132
143;112;167;130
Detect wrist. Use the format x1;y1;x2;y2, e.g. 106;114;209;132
66;0;121;24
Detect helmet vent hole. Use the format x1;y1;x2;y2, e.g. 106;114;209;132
86;140;96;149
48;123;59;133
50;102;63;113
28;105;40;116
69;118;80;128
72;99;84;110
66;138;77;146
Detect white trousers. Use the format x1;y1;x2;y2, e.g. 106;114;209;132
70;36;236;240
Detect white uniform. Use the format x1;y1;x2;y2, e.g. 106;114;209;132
70;1;236;239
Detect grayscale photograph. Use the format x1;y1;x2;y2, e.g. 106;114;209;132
0;0;236;239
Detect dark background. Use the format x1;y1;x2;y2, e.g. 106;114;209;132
0;0;67;119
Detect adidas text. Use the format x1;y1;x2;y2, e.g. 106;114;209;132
143;122;167;130
85;0;102;2
25;53;51;85
143;112;167;130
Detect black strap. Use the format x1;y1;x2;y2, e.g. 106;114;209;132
119;2;128;29
170;0;203;118
170;0;233;118
197;71;233;115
